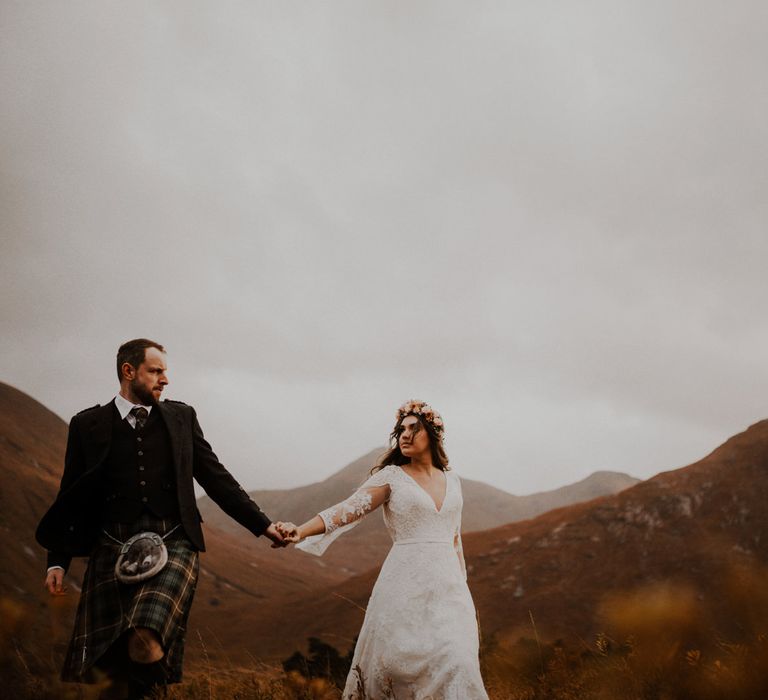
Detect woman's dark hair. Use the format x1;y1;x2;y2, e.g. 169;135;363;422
116;338;165;380
372;413;449;474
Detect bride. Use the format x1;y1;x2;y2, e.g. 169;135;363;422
277;400;489;699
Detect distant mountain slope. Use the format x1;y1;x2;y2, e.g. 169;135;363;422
246;419;768;662
8;378;767;677
0;382;89;669
199;452;639;575
0;382;77;591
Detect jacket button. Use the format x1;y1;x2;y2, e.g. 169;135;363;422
141;497;148;503
140;480;146;487
69;525;75;531
137;451;144;456
139;466;145;471
137;437;143;443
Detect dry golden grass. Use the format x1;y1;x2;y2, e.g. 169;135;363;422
5;566;768;700
481;566;768;700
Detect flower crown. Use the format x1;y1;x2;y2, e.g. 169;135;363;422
396;399;445;441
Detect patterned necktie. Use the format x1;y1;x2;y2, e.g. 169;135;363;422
130;406;149;430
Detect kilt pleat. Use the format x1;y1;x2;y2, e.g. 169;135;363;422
62;514;199;683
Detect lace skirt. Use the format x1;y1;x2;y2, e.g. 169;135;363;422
343;539;488;700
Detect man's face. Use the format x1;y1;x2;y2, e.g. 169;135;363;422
124;347;168;405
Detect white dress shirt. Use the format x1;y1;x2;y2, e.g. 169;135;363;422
114;393;154;428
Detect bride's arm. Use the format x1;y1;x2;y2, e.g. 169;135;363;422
278;482;391;553
278;483;390;542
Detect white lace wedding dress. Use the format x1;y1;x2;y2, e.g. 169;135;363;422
297;465;489;700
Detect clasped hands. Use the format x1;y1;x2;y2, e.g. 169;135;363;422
263;522;302;548
273;521;302;544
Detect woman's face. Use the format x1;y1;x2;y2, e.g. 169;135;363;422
398;415;431;460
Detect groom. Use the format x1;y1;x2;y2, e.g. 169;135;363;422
36;338;285;699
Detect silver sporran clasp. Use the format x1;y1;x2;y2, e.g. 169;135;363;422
114;531;169;584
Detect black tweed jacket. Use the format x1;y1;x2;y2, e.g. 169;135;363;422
35;398;271;571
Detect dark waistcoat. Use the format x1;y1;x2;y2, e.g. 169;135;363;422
101;405;179;523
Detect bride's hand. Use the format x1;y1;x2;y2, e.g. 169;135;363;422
275;521;301;543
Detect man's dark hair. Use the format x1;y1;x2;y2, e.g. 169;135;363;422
116;339;165;380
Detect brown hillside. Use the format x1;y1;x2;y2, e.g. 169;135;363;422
465;420;768;644
198;450;396;578
0;380;642;670
243;419;768;662
198;452;639;576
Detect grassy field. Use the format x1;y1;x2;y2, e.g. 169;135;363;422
4;573;768;700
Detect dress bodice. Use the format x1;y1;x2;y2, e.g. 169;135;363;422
296;464;467;577
377;466;462;542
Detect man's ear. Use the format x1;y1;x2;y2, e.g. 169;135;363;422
120;362;136;380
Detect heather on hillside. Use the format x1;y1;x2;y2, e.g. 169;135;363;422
5;566;768;700
480;573;768;699
3;386;768;697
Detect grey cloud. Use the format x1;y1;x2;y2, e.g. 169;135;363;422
2;2;767;495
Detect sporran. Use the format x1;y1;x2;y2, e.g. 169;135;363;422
106;525;180;584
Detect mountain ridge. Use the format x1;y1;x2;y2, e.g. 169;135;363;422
245;417;768;661
7;380;761;673
198;448;640;575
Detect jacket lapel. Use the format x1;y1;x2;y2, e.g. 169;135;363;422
158;401;184;480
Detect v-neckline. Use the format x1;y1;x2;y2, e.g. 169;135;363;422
401;467;449;513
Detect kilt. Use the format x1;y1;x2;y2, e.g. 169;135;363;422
62;513;199;684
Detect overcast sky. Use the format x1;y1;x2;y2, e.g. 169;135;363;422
2;2;767;496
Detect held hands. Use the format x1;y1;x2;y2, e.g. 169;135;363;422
264;522;289;548
274;521;302;544
264;521;306;548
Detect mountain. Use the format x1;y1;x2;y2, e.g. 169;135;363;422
0;380;642;672
0;381;88;663
5;379;767;696
198;452;639;576
464;419;768;644
253;419;768;664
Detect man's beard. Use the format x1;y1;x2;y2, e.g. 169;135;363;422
130;379;158;406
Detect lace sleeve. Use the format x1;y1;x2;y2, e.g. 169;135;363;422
296;468;393;556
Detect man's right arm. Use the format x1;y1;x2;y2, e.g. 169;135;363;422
189;407;272;537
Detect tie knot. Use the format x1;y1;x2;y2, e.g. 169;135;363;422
130;406;149;428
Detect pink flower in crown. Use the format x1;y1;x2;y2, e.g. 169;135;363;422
396;399;445;439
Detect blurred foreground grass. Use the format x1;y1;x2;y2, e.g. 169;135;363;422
4;566;768;699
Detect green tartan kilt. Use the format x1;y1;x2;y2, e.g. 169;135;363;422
62;514;199;684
